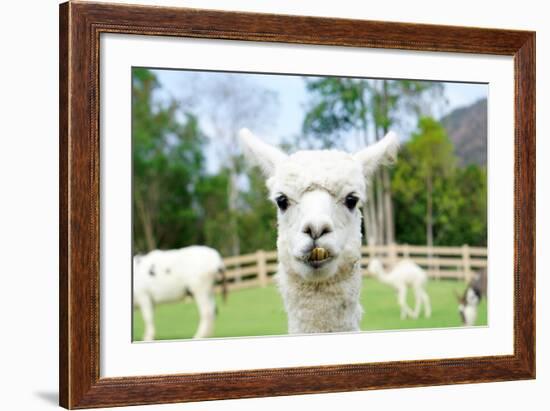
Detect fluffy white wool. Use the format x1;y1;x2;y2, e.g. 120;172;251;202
240;128;399;334
277;259;364;333
133;246;224;340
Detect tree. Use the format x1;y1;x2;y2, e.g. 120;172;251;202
368;80;444;245
392;123;487;247
391;117;486;248
302;77;443;246
407;117;456;249
132;70;281;258
238;163;278;253
302;78;380;246
187;74;278;257
194;170;233;255
132;68;207;253
448;165;487;246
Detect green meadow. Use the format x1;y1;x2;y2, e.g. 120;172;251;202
133;277;487;341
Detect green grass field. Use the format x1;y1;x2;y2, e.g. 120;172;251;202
133;277;487;341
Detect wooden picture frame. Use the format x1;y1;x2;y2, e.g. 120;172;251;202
59;1;535;408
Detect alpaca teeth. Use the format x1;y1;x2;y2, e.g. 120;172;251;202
310;247;329;261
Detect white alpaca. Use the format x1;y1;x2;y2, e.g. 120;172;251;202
133;246;226;341
367;258;431;319
240;128;399;334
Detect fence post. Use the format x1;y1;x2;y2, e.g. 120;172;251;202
257;249;268;287
462;244;472;283
403;243;409;258
426;244;439;281
388;242;397;267
365;244;372;268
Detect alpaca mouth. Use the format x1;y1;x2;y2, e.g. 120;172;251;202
306;247;332;268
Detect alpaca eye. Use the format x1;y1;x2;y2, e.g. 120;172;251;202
344;194;359;210
275;194;289;211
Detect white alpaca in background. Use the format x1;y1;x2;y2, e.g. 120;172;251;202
240;128;399;334
133;246;226;341
367;258;431;319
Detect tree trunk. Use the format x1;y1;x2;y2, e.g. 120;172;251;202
369;122;383;246
426;173;433;252
361;203;372;245
382;168;394;245
359;95;377;247
380;81;396;246
366;126;379;248
135;189;157;251
376;171;385;245
363;176;379;248
228;166;241;257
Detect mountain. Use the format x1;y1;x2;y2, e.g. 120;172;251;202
441;98;487;166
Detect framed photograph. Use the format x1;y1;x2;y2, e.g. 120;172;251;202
59;1;535;408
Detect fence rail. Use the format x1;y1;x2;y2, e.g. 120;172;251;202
219;244;487;292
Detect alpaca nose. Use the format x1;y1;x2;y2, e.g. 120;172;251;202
301;219;333;240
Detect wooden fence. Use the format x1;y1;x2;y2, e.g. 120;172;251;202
220;244;487;292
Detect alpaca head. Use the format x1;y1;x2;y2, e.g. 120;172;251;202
366;258;385;278
239;129;399;282
456;287;481;326
456;269;485;326
457;285;481;326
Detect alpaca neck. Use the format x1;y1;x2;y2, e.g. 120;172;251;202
377;271;392;285
277;260;363;334
375;267;395;286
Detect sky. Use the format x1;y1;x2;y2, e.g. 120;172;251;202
150;68;487;172
154;68;486;137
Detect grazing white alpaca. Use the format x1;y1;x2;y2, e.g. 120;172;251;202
240;128;399;334
133;246;226;341
367;258;431;319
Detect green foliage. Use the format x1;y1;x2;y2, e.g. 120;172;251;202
194;170;232;255
407;117;456;178
132;68;278;256
132;69;486;258
132;68;207;253
133;277;487;340
301;77;446;246
238;167;278;253
392;117;487;246
449;165;487;245
302;77;443;148
302;78;368;148
192;165;277;256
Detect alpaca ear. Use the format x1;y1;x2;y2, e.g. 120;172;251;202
239;128;287;177
353;131;400;179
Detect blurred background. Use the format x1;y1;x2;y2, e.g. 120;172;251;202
132;68;488;340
